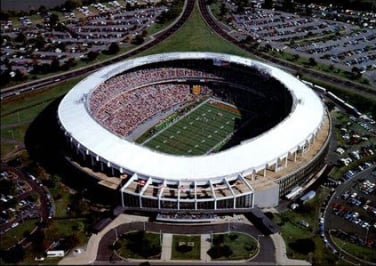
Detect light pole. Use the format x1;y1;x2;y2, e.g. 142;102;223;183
365;226;369;243
113;227;118;241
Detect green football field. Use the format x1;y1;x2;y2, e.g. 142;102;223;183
142;100;242;155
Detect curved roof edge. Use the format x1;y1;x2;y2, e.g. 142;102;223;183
58;52;325;180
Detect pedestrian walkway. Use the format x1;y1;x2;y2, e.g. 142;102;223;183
160;233;172;261
58;214;148;265
270;233;311;265
200;234;211;262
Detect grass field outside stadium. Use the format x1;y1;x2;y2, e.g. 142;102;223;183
142;98;247;156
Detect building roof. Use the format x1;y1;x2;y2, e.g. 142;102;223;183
58;52;324;181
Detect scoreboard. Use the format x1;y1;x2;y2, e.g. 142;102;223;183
192;85;201;95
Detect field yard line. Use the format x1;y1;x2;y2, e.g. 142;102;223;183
141;98;211;145
206;130;235;155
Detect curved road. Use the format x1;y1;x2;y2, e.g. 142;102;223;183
95;221;275;265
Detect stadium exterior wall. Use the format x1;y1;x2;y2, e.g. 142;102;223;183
277;113;331;197
253;183;279;208
58;52;329;212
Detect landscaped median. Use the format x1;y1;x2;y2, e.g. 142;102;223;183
112;231;258;261
207;232;258;261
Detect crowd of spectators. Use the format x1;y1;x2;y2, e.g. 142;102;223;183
89;66;223;113
88;64;291;137
94;83;193;136
88;66;225;136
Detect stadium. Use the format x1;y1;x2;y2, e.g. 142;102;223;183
57;52;331;215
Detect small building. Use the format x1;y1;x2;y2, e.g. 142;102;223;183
46;250;65;258
299;190;316;204
298;220;310;228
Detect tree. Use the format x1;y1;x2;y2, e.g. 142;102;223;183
282;0;296;13
31;229;46;253
49;13;59;28
14;32;26;43
38;6;48;16
107;42;120;54
308;57;317;66
13;69;25;81
219;3;227;16
61;234;80;250
62;0;82;11
1;244;25;263
131;35;144;45
0;179;16;195
0;70;11;87
87;51;99;61
262;0;273;9
50;58;60;72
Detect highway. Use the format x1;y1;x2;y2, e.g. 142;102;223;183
0;0;196;101
1;0;375;101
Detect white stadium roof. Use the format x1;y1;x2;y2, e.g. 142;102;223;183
58;52;324;181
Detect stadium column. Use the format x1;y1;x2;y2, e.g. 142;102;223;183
307;140;311;152
284;156;288;167
224;179;236;209
251;170;256;181
158;183;165;209
111;165;115;176
177;181;181;210
120;184;125;208
209;181;217;210
194;181;197;210
75;143;80;154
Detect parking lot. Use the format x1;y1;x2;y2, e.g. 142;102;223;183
0;0;169;75
0;164;54;248
224;0;376;81
326;168;376;250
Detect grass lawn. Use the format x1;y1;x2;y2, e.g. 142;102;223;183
143;99;241;155
116;231;161;259
331;235;376;262
0;77;83;158
49;184;71;218
171;234;201;260
208;232;258;260
0;219;39;249
139;2;253;58
272;187;348;265
42;218;88;250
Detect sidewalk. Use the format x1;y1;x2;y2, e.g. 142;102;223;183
270;233;311;266
160;233;172;261
58;214;149;265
